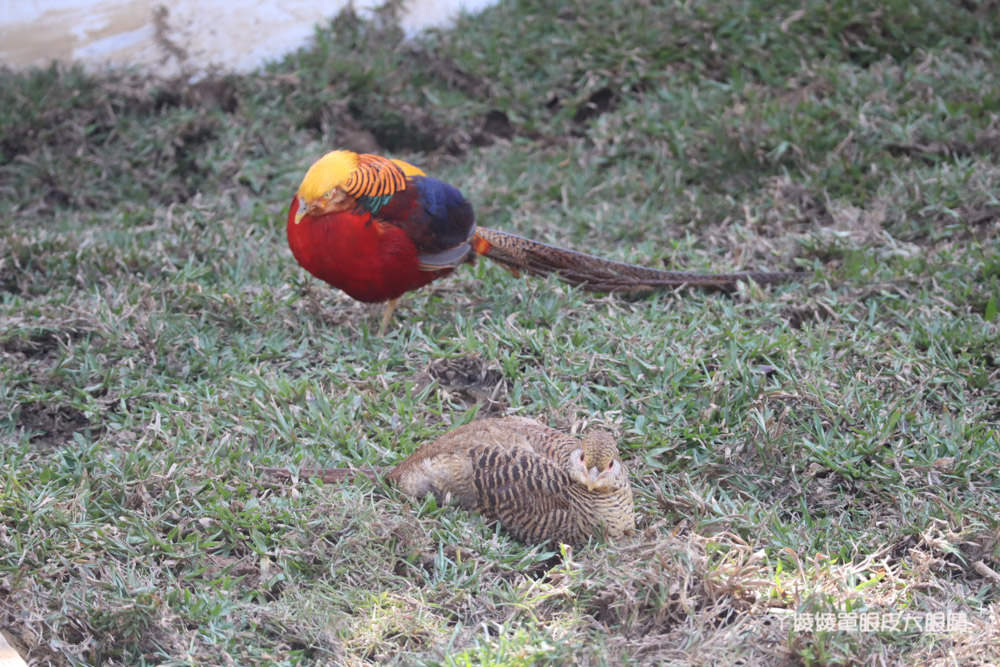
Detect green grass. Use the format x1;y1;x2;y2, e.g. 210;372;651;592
2;0;999;663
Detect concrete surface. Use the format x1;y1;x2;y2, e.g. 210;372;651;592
1;0;495;77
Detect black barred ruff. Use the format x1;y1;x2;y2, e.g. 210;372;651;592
343;153;407;199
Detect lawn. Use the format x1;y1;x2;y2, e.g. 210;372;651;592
1;0;998;663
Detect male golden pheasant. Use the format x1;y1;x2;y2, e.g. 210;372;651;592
265;416;635;546
288;150;800;331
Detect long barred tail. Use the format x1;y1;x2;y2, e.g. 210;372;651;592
471;226;804;292
260;466;380;484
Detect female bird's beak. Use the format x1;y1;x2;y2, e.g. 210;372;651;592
292;196;307;225
585;460;621;492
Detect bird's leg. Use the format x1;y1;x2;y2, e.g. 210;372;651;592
379;297;401;335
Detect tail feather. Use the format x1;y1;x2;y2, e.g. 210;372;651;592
472;227;803;291
260;466;380;484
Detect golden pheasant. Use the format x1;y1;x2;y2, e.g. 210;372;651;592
265;416;635;546
287;150;802;332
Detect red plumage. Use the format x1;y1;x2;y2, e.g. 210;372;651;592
286;194;453;303
288;150;803;331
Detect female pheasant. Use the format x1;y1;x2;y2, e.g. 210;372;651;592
288;150;801;331
264;416;635;546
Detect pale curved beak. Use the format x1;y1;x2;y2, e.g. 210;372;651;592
585;460;621;492
292;196;307;225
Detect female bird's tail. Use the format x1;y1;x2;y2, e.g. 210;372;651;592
471;227;803;291
260;467;379;484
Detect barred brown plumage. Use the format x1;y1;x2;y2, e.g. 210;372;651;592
262;416;635;546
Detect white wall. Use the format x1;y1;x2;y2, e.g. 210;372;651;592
0;0;496;77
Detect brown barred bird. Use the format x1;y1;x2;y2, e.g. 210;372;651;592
264;417;634;546
288;150;803;332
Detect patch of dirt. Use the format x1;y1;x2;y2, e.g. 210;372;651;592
0;328;80;361
885;130;1000;164
16;402;95;450
1;236;75;298
403;47;493;100
472;109;515;147
782;301;837;330
202;553;266;592
0;263;17;295
347;99;461;155
0;621;62;667
775;180;834;228
961;204;1000;228
413;354;509;414
573;86;617;125
1;67;235;165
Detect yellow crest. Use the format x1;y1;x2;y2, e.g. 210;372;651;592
297;150;425;203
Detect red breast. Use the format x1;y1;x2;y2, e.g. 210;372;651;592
287;196;451;303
